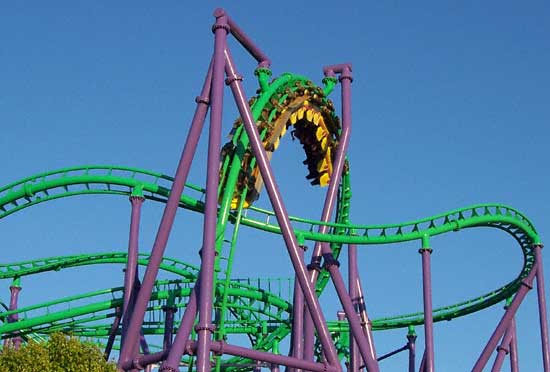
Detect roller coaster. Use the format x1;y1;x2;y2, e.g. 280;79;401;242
1;8;548;372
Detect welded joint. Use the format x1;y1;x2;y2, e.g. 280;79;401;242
133;357;146;370
307;256;323;272
322;253;340;269
195;96;210;105
496;345;510;355
323;63;353;83
195;324;216;333
211;10;230;34
520;277;534;289
225;74;243;86
214;339;226;356
159;366;178;372
418;248;433;254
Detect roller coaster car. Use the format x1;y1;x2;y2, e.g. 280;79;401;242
220;80;341;209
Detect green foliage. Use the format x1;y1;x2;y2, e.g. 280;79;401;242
0;333;117;372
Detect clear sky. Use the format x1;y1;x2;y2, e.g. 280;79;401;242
1;1;549;371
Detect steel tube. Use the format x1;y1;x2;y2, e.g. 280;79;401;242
219;9;271;67
224;48;340;369
130;340;339;372
509;318;519;372
534;244;550;371
407;332;416;372
117;56;213;369
104;308;122;360
472;266;537;372
490;324;513;372
349;244;361;372
121;195;144;347
419;247;435;372
159;283;199;370
290;246;306;372
195;12;228;372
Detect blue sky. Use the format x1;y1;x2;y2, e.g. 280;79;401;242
1;1;549;371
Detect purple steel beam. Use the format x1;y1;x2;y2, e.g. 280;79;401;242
304;63;353;347
290;246;306;372
472;266;537;371
117;53;214;368
104;307;122;360
534;244;550;371
349;244;361;372
159;283;199;370
121;195;144;354
356;274;375;360
131;340;340;372
303;308;314;363
375;344;408;362
163;305;176;350
419;350;426;372
509;317;519;372
419;246;434;372
4;280;22;349
217;9;271;67
195;11;228;372
224;47;340;369
490;321;514;372
407;332;416;372
324;256;380;371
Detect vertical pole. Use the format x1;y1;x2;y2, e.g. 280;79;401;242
290;245;307;372
4;278;22;349
407;326;417;372
304;64;353;364
163;305;177;350
534;244;550;371
121;194;144;345
224;48;340;369
419;237;434;372
349;244;361;372
195;10;228;372
160;283;200;371
509;318;519;372
118;50;214;368
104;308;122;360
419;350;426;372
490;323;513;372
472;266;537;372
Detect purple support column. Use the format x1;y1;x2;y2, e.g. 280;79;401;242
290;245;306;372
195;10;228;372
121;195;144;348
304;63;354;364
117;52;214;368
407;327;416;372
303;310;314;363
4;278;22;349
509;318;519;372
419;243;434;372
163;305;177;350
349;244;361;372
323;254;380;371
490;322;514;372
159;283;199;370
224;48;340;369
356;275;376;364
472;266;537;371
534;244;550;371
104;308;122;360
419;350;426;372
